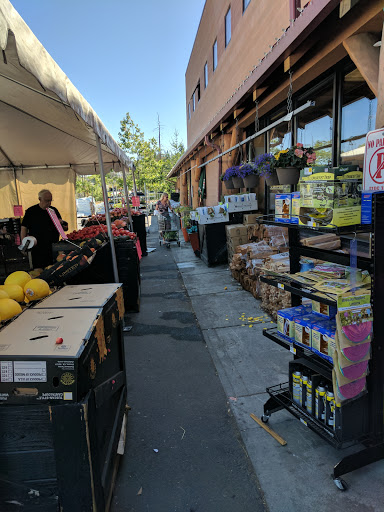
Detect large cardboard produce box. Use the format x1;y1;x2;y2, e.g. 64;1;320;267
0;303;124;404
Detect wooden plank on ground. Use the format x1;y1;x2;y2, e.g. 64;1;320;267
250;413;287;446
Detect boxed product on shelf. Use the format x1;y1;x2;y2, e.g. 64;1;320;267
294;314;328;349
277;305;312;341
291;192;300;224
311;320;337;363
311;300;337;318
224;193;258;212
361;191;383;224
298;166;362;228
275;194;292;223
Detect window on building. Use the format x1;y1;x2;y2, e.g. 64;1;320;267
204;62;208;89
196;81;201;102
340;67;377;167
225;8;231;47
213;39;218;71
188;103;191;120
243;0;251;13
192;91;196;112
296;79;334;166
268;108;292;155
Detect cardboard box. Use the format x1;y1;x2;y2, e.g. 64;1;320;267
277;305;312;341
361;191;384;224
311;320;336;363
299;167;362;228
291;192;300;224
294;314;327;349
0;308;109;403
311;300;337;319
227;236;247;249
243;213;262;224
275;194;292;223
226;224;248;237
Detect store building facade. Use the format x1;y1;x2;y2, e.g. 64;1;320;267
169;0;384;210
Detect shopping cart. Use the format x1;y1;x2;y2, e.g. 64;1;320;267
158;213;181;248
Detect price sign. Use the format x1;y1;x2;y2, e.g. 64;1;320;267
363;128;384;191
277;283;285;290
290;346;296;355
132;196;140;207
13;205;24;217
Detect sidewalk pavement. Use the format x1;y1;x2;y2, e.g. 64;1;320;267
172;235;384;512
114;219;383;512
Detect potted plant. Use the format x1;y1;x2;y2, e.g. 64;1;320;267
238;162;259;188
254;153;279;186
274;143;316;185
222;166;239;190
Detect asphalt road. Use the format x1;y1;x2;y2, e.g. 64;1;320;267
112;226;267;512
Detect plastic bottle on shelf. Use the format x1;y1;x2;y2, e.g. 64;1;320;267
315;383;326;422
301;374;308;409
306;375;313;415
326;390;336;428
292;371;302;404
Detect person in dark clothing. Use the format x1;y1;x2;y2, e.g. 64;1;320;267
21;189;68;269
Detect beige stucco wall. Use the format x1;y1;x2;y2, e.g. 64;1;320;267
186;0;290;147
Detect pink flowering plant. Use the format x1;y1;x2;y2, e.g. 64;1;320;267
274;143;316;169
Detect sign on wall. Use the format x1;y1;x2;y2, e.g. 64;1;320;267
363;128;384;191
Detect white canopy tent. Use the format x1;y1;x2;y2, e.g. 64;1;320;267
0;0;135;281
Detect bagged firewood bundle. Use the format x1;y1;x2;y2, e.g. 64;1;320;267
260;281;291;320
230;253;246;271
301;233;341;249
231;269;241;281
247;240;277;259
262;225;289;239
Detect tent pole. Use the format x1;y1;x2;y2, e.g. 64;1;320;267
96;135;119;283
122;165;134;232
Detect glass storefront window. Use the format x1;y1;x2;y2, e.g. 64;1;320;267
341;68;377;167
269;117;291;156
297;80;334;166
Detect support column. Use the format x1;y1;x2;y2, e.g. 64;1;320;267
180;164;188;205
193;155;201;210
121;165;134;232
95;136;119;283
376;24;384;129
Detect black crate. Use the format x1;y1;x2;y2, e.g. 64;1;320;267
0;383;127;511
198;223;228;266
132;214;147;255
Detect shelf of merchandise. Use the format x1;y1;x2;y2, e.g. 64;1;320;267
260;194;384;486
263;327;333;381
255;215;371;235
260;275;337;306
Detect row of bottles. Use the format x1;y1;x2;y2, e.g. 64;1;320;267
292;369;340;431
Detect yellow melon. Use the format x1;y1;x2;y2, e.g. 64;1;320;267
0;298;22;321
0;290;9;299
24;279;50;301
5;271;31;289
0;284;25;302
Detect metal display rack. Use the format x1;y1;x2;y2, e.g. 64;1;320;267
258;195;384;490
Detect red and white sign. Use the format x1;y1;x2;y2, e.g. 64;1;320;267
13;205;23;217
131;196;140;207
363;128;384;191
47;208;68;240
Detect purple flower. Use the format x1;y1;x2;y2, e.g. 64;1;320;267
254;153;275;177
223;166;239;180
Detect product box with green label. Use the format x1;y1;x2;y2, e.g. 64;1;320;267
311;300;337;319
298;166;362;228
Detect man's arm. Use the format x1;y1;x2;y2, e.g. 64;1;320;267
20;226;28;241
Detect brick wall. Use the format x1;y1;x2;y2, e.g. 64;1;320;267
186;0;290;147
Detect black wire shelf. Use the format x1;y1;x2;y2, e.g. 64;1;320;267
256;215;371;235
265;382;342;448
262;327;333;381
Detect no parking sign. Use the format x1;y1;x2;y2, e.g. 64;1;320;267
363;128;384;191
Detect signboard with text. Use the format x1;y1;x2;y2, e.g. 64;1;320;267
363;128;384;191
131;196;140;207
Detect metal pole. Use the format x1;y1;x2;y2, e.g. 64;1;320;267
122;165;134;232
96;135;119;283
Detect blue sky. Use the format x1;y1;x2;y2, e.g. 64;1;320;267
11;0;206;152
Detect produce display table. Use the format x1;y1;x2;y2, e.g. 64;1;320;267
0;284;127;511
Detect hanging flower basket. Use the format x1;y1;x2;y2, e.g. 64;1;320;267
223;177;235;189
243;174;259;188
276;167;300;185
232;176;244;188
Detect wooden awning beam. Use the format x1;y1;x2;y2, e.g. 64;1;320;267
343;32;380;96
